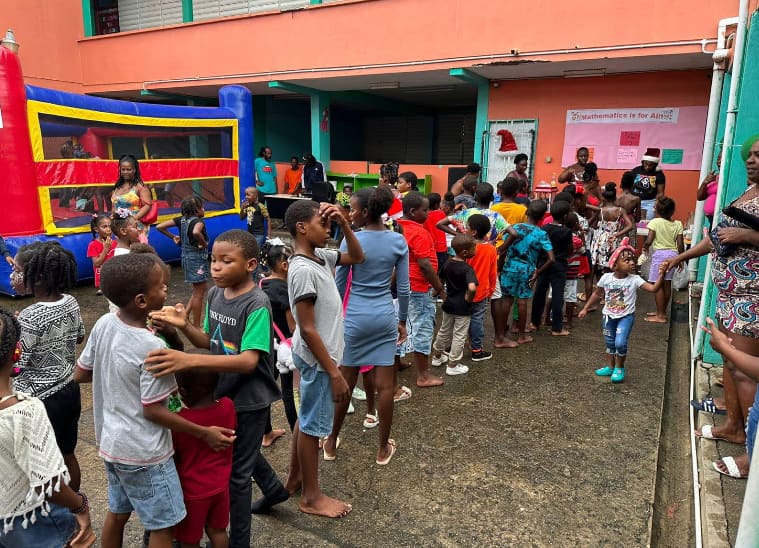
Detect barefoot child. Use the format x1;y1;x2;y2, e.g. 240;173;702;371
431;234;478;376
13;243;85;492
283;199;364;518
75;253;234;548
155;196;209;328
578;239;666;383
398;191;446;388
87;214;113;295
145;230;287;545
465;214;497;361
643;197;684;323
172;369;236;548
497;200;555;347
0;308;94;547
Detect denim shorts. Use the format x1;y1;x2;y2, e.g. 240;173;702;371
0;503;75;548
408;291;437;355
293;353;334;438
105;458;187;530
182;251;209;284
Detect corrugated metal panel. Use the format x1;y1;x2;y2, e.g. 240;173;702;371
434;113;476;165
119;0;182;31
406;116;433;164
364;116;406;164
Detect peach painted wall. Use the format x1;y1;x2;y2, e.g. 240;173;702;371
488;71;713;221
0;0;83;92
75;0;737;93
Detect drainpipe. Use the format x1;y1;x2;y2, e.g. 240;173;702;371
692;2;749;361
687;18;735;282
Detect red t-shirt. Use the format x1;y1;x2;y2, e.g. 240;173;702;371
424;209;448;253
398;219;438;292
86;238;114;288
172;397;236;500
387;196;403;220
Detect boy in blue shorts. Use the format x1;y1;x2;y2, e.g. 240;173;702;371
146;229;287;547
282;199;364;518
497;200;555;347
75;253;234;548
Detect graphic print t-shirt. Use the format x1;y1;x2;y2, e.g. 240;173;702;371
204;285;281;411
631;166;666;201
597;273;646;318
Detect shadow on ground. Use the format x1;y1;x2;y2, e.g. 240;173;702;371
2;265;674;547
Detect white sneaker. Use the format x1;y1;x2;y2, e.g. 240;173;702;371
431;354;449;367
352;387;367;401
446;364;469;376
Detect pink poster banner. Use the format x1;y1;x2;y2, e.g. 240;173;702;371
561;106;707;171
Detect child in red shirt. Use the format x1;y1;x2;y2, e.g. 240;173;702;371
465;214;497;361
397;191;446;388
86;214;114;294
172;369;236;547
424;193;449;273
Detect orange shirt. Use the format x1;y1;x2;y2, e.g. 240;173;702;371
467;242;497;302
283;167;303;195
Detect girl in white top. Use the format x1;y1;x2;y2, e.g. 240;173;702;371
0;308;93;546
578;239;665;384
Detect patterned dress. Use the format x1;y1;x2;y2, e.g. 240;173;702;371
112;184;150;235
712;190;759;338
591;207;625;271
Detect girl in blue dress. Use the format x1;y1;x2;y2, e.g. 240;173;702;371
322;185;410;466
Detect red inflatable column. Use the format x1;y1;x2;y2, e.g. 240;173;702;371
0;45;41;236
79;129;109;159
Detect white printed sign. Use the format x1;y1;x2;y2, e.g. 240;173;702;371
566;108;679;124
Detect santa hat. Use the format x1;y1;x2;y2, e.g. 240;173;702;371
607;237;636;269
641;147;661;163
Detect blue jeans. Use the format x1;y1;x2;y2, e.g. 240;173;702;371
602;313;635;356
408;290;436;355
0;503;75;547
468;299;488;351
105;459;186;530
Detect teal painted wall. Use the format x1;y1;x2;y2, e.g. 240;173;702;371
331;108;364;160
702;11;759;364
264;97;311;162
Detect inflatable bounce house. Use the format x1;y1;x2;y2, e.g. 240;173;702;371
0;41;252;295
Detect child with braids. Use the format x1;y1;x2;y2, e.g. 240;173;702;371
156;196;210;328
12;242;86;493
0;307;94;547
259;239;298;447
87;213;113;295
111;208;142;256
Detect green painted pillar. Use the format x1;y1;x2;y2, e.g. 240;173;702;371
182;0;194;22
310;92;330;169
82;0;95;37
474;82;489;166
450;68;490;165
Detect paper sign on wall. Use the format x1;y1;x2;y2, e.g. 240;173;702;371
616;148;638;163
561;106;707;171
662;149;684;164
619;131;640;146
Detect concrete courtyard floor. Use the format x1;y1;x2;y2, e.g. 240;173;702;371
2;265;675;547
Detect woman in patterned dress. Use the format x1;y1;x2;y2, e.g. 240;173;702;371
663;134;759;478
110;154;153;241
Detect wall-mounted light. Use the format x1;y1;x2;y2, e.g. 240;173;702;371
0;29;19;54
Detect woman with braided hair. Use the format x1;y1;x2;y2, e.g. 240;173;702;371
11;241;86;493
0;307;94;546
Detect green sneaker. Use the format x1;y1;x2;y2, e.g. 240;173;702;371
595;366;614;376
611;367;626;383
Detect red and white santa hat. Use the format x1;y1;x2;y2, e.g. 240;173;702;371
641;147;661;163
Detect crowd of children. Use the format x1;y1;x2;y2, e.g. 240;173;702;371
0;160;688;546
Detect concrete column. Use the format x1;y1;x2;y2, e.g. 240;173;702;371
311;92;330;169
